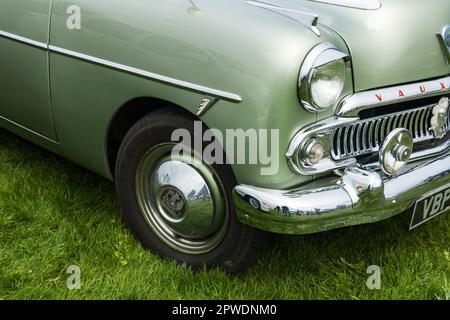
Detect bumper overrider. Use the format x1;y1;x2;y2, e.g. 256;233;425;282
233;150;450;235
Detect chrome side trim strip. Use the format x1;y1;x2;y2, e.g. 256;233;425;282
0;30;47;49
0;28;242;103
49;45;242;103
0;115;59;145
337;76;450;117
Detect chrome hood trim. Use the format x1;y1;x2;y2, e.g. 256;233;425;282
246;1;321;36
246;0;381;37
306;0;381;10
338;76;450;116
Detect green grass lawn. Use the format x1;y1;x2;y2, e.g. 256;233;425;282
0;129;448;300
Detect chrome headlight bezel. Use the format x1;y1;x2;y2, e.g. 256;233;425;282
298;43;349;112
286;117;358;176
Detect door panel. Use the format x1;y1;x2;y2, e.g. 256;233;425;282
0;0;57;140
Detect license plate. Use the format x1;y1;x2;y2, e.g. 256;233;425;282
410;184;450;230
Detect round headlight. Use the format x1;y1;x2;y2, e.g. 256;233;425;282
299;43;349;112
310;59;346;110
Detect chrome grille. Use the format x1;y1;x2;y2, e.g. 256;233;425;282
332;104;450;160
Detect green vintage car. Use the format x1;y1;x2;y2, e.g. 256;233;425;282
1;0;449;272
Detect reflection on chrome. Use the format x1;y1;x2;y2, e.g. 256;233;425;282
135;144;228;254
234;152;450;234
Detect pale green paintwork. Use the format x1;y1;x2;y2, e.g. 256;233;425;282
262;0;450;91
48;0;347;189
0;0;50;42
0;0;57;141
0;0;449;190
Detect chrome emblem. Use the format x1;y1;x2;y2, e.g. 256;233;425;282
438;25;450;64
196;96;218;117
429;97;449;139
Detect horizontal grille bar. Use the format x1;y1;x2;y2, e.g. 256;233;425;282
332;103;450;160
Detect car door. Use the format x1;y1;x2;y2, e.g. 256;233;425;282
0;0;57;141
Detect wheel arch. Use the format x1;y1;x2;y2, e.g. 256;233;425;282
106;97;198;179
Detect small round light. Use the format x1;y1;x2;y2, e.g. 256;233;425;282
302;139;325;165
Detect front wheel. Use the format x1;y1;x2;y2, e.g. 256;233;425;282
115;109;267;272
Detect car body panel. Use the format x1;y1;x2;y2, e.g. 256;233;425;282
0;0;448;192
0;0;50;42
258;0;450;91
0;0;58;141
48;0;349;188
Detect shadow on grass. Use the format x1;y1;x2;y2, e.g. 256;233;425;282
0;128;448;299
0;128;438;262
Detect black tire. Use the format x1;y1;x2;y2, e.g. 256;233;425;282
115;108;267;273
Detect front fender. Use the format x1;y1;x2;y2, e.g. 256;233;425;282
49;0;351;189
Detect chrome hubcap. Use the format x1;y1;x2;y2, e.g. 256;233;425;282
136;144;228;254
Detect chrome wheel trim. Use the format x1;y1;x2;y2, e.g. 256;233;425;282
136;144;228;255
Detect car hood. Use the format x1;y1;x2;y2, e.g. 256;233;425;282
248;0;450;92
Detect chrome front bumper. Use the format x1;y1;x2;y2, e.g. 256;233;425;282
233;152;450;234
